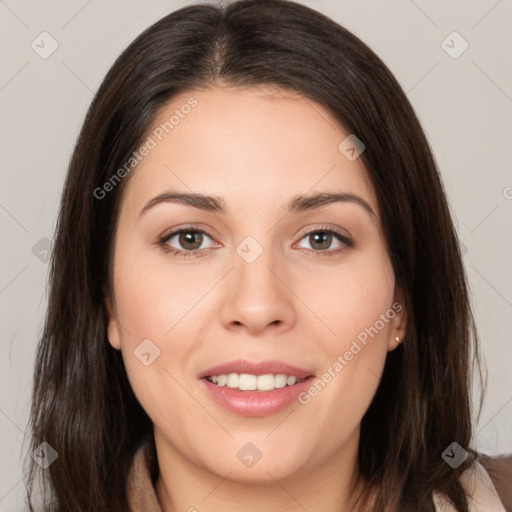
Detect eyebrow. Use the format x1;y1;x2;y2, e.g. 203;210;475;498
139;190;376;218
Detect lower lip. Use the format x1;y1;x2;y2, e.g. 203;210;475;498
201;377;315;417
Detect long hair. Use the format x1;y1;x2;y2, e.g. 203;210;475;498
25;1;483;510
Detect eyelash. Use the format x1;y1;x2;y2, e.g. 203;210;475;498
157;224;353;259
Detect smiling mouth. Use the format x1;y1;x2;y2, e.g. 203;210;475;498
204;373;308;392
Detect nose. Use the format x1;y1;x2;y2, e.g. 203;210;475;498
219;245;296;336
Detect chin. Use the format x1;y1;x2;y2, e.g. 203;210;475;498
201;437;310;483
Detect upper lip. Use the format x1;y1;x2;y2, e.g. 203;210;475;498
198;359;315;379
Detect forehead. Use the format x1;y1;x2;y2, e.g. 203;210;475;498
120;85;379;220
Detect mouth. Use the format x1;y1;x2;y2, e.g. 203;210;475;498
204;373;307;392
198;359;315;416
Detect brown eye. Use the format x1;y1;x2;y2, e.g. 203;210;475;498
176;231;204;251
160;228;216;256
296;228;353;257
308;231;333;251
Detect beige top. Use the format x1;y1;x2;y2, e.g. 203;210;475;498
126;442;507;511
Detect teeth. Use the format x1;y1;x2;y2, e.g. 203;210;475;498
226;373;239;388
239;374;256;390
274;374;287;388
206;373;305;391
286;376;297;386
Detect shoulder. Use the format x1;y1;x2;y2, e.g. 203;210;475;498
432;454;512;511
479;453;512;511
126;441;162;512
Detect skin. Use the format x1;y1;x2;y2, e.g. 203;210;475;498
106;84;406;512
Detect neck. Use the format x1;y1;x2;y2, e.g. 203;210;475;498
154;427;365;512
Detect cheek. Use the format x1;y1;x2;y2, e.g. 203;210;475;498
293;247;395;436
300;241;396;352
111;236;213;340
110;235;213;423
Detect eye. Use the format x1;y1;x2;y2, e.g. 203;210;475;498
158;225;353;258
158;227;218;257
295;227;353;257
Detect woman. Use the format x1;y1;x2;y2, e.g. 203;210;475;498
25;0;511;511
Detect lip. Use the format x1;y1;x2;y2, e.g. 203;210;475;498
198;359;314;380
201;376;315;417
198;359;316;417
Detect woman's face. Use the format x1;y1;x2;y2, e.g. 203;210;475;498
107;85;405;483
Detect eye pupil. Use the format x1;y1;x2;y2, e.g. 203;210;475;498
180;231;202;250
310;232;332;250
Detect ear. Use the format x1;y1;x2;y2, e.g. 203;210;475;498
387;285;406;352
105;295;121;350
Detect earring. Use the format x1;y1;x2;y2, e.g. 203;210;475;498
396;336;401;344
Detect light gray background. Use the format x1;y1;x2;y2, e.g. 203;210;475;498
1;0;511;509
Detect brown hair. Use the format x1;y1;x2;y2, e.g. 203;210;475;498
25;1;483;510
